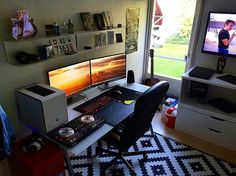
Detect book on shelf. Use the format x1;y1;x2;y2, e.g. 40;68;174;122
94;13;106;30
80;12;96;31
101;12;109;29
105;11;113;28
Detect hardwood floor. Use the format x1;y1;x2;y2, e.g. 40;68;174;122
152;112;236;164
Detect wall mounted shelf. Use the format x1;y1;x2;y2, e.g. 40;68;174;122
4;27;125;66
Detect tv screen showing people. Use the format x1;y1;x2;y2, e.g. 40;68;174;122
48;61;91;97
202;12;236;56
91;53;126;85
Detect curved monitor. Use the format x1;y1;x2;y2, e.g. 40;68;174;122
91;53;126;86
202;12;236;57
48;61;91;97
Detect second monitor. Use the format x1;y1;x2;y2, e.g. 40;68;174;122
91;53;126;90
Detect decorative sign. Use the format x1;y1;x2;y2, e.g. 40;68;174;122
49;36;75;55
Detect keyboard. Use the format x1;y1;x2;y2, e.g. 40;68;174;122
47;115;105;147
73;95;115;114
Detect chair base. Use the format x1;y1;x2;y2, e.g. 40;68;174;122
96;148;147;175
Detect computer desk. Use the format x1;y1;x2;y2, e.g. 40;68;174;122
61;80;149;176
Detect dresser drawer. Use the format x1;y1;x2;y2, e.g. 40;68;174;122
175;107;206;137
176;106;236;150
202;115;236;135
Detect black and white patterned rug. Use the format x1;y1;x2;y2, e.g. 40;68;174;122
69;131;236;176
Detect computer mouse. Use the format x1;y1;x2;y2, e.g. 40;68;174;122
111;90;122;97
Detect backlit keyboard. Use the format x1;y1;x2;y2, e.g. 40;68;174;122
73;95;115;114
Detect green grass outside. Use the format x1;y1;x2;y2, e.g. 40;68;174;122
152;43;188;78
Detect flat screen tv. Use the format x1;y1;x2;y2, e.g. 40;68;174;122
48;61;91;97
91;53;126;87
202;12;236;57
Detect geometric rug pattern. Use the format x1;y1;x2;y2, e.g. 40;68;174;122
70;131;236;176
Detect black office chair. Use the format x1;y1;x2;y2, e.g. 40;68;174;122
96;81;169;175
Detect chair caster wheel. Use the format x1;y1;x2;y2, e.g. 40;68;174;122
143;153;148;160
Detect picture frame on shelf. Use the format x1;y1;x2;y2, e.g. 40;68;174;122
80;12;96;31
94;13;105;30
100;32;106;45
116;33;123;43
94;34;101;47
107;31;114;44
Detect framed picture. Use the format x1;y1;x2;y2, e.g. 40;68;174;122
80;12;96;31
94;34;101;47
100;32;106;45
116;33;123;43
107;31;114;44
94;13;105;30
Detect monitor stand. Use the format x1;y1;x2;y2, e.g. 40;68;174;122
67;93;86;105
98;82;119;91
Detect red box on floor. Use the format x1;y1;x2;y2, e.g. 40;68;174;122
8;136;65;176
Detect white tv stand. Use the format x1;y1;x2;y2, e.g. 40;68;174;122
175;67;236;151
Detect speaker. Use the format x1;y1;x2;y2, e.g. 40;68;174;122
127;70;135;83
22;136;44;152
17;84;68;134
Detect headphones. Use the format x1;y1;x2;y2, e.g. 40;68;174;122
22;136;44;152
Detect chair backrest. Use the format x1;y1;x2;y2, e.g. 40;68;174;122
120;81;169;152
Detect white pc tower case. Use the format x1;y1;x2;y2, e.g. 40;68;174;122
17;84;68;134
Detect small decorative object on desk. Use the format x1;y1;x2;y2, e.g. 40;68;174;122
11;10;37;40
80;12;96;31
67;19;74;34
50;36;75;55
216;56;226;74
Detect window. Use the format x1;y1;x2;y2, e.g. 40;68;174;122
150;0;197;79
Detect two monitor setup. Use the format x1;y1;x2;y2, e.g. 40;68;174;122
48;53;126;102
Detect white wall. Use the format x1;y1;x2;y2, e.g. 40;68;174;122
0;0;148;139
193;0;236;74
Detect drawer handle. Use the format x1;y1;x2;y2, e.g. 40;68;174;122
210;116;226;121
208;128;222;133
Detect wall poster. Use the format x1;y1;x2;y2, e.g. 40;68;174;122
125;8;140;54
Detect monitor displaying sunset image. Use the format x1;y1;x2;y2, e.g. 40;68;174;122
91;54;126;85
48;61;91;96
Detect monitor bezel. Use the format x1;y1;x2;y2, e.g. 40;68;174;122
47;60;92;97
201;11;236;58
90;53;127;87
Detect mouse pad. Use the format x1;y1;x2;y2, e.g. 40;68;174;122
107;86;142;102
95;101;135;126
